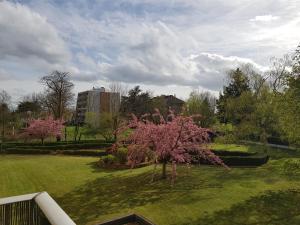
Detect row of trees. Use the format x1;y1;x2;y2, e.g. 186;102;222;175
215;45;300;145
0;71;74;141
1;44;299;146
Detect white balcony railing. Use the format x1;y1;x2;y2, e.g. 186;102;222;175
0;192;76;225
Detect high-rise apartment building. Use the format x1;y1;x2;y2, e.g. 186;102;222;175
75;87;120;123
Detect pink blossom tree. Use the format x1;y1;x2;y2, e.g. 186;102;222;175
115;110;227;181
23;117;64;143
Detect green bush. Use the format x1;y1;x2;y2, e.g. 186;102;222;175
115;147;128;164
282;159;300;176
98;154;118;166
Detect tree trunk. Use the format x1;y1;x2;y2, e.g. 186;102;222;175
64;127;67;141
56;135;61;142
162;161;167;179
74;124;79;142
1;111;4;142
41;138;44;144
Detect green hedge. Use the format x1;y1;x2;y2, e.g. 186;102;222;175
220;155;269;166
3;149;52;155
2;140;114;148
2;149;107;157
2;142;112;151
212;150;257;157
58;150;107;156
196;154;269;167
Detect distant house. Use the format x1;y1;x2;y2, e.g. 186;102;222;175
153;95;185;115
75;87;120;123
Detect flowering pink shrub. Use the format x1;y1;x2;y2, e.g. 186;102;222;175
23;117;64;143
115;110;227;181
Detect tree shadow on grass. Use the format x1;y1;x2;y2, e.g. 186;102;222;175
56;167;224;225
213;159;300;185
175;189;300;225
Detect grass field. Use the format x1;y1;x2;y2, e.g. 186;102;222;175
1;144;300;225
210;143;250;152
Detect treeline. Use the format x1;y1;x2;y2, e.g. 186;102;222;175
0;71;75;141
214;47;300;146
0;45;299;145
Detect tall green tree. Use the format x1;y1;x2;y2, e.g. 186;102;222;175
83;112;118;142
275;46;300;145
186;91;216;127
17;94;42;118
216;68;250;124
120;86;153;118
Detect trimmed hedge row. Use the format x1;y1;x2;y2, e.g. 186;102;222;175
3;149;52;155
196;154;269;167
1;140;114;147
220;155;269;166
58;150;107;156
2;140;114;148
211;150;257;156
2;142;112;151
2;149;107;157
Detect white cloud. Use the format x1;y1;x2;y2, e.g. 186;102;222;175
0;68;13;80
87;21;267;91
250;15;280;22
1;0;300;102
0;1;70;64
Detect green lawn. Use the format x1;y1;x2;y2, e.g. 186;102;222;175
1;144;300;225
210;143;250;152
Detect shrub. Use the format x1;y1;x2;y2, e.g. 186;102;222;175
267;136;289;145
282;159;300;176
115;147;128;164
98;154;118;167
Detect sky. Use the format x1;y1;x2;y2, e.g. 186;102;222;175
0;0;300;104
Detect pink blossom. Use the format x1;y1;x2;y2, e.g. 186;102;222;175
116;110;227;181
23;117;64;143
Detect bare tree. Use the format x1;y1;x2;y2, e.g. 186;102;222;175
241;63;266;96
40;71;74;119
108;82;130;115
267;54;292;92
0;90;11;141
108;82;128;140
292;43;300;78
0;90;11;106
109;82;128;97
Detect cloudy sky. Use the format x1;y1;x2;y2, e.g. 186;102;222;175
1;0;300;104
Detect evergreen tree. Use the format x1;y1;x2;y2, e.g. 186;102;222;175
120;86;153;118
216;68;250;123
